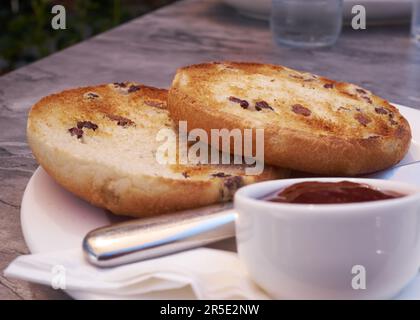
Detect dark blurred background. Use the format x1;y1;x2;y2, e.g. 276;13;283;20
0;0;178;75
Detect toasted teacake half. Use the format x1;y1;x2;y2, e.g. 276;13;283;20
168;62;411;175
27;82;288;218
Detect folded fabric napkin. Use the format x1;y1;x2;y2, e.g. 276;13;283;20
5;248;420;299
4;248;269;300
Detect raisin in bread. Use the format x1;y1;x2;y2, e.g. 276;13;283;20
27;83;288;218
168;62;411;175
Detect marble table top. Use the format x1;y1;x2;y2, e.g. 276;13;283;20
0;0;419;299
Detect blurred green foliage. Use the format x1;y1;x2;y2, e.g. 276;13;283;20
0;0;177;74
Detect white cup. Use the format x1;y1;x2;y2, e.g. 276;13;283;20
234;178;420;299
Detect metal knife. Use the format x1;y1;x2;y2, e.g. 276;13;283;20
83;202;236;267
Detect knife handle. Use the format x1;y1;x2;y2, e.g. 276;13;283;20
83;204;236;267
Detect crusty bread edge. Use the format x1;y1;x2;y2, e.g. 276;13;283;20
27;85;286;218
168;64;411;176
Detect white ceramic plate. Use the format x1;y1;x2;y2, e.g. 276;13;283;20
20;104;420;300
223;0;412;24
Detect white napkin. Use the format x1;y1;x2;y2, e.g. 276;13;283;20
5;248;420;299
4;248;269;300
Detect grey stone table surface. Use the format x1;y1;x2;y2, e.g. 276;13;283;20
0;0;419;299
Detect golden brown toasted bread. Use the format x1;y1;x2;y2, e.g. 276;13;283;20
27;82;288;218
168;62;411;175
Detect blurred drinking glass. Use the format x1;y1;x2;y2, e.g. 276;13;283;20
271;0;343;48
412;0;420;43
